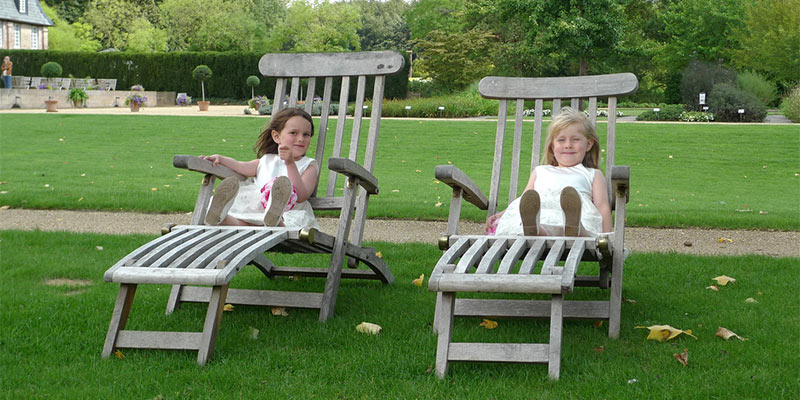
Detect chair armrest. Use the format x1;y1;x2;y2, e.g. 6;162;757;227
610;165;630;207
328;157;378;195
173;155;244;180
435;165;489;210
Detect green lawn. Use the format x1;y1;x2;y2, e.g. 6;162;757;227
1;230;798;398
1;114;797;230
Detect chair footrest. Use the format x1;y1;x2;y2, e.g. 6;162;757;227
449;342;549;363
454;299;610;319
436;274;563;293
180;286;324;309
116;330;202;351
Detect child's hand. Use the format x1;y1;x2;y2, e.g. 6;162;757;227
200;154;223;166
278;145;294;164
484;212;503;234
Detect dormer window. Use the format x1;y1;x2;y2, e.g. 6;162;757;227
18;0;27;14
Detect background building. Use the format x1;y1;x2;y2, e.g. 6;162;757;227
1;0;53;50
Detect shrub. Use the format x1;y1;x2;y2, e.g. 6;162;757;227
737;71;779;107
680;60;736;110
679;111;715;122
193;65;213;101
708;82;767;122
40;61;62;78
635;104;685;121
381;88;497;118
780;85;800;122
67;88;88;103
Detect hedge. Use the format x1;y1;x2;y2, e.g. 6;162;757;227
4;50;409;101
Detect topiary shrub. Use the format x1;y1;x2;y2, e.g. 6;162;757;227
780;85;800;122
737;71;779;107
635;104;685;121
680;60;736;110
40;61;63;78
192;65;213;101
246;75;260;98
708;82;767;122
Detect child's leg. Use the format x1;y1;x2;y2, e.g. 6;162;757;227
519;189;541;236
560;186;582;236
205;177;239;226
263;176;292;227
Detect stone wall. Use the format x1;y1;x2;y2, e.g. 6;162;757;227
0;89;176;109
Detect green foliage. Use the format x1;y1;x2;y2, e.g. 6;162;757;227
729;0;800;91
67;87;88;102
354;0;411;51
125;18;168;53
779;85;800;123
192;65;213;82
414;29;495;90
40;61;63;77
406;0;467;40
83;0;149;50
709;82;767;122
635;104;685;121
381;88;497;117
737;70;779;107
159;0;262;52
246;75;260;88
680;60;736;110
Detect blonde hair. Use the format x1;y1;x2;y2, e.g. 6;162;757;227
541;107;601;168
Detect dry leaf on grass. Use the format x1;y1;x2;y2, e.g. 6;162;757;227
375;251;383;259
622;297;637;304
356;322;382;335
412;274;424;287
223;304;234;312
712;275;736;286
480;319;498;329
594;346;605;353
271;307;289;317
114;350;125;360
716;327;748;341
593;321;604;328
706;285;719;291
636;325;697;342
745;297;757;303
673;348;688;367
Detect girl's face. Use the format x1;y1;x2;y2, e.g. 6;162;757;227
271;115;313;160
551;123;592;168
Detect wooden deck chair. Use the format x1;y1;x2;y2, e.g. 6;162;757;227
429;73;638;379
102;51;403;364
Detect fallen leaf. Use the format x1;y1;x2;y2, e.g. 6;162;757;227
716;237;733;243
759;210;768;214
0;205;10;210
249;327;260;339
223;304;234;312
356;322;382;335
744;297;757;303
636;325;697;342
716;326;748;341
593;321;604;328
96;246;104;251
706;285;719;291
712;275;736;286
480;319;498;329
375;251;382;258
151;188;158;191
594;345;605;353
271;307;289;317
391;189;400;193
412;274;424;287
434;201;443;207
114;350;125;359
673;348;688;367
415;169;421;173
622;297;637;304
425;365;434;374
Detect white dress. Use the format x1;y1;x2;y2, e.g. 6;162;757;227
494;164;604;237
223;154;320;229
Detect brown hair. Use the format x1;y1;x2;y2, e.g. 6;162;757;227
253;108;314;158
541;107;601;168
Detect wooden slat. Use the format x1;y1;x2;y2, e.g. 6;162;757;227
478;74;639;99
531;98;543;172
561;239;586;292
327;76;350;197
186;230;255;270
518;239;546;274
104;228;193;281
475;239;508;274
289;77;300;107
454;238;489;274
454;299;610;319
496;238;527;274
142;229;212;267
303;77;316;115
271;78;286;116
448;343;549;363
169;229;241;269
509;99;525;204
259;51;404;77
215;230;289;284
552;99;561;115
540;240;566;275
436;274;562;294
430;237;471;285
116;330;202;350
180;286;324;309
588;97;598;127
349;75;367;161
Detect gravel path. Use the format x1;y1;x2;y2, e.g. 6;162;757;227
1;209;797;258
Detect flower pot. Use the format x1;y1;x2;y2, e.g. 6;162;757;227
130;103;141;112
198;100;210;111
45;99;58;112
72;100;84;108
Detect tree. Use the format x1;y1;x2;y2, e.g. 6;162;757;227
406;0;467;40
83;0;143;50
41;2;101;52
414;29;496;90
160;0;260;51
354;0;411;51
266;0;362;52
729;0;800;90
126;17;168;52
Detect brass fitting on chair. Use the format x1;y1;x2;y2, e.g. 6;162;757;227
161;223;176;236
202;174;212;186
438;235;451;251
346;177;356;189
597;235;611;260
300;228;316;244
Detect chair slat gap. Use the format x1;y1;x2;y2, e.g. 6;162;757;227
271;78;286;116
304;78;316;115
327;76;351;197
289;77;300;108
488;99;508;217
531;99;543;172
313;77;334;198
349;75;367;162
509;99;525;204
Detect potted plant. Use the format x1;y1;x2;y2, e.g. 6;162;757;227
41;61;62;112
125;85;148;112
248;95;269;111
246;75;260;99
193;65;212;111
176;93;192;106
67;88;88;108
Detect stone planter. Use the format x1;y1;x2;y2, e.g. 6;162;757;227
45;99;58;112
198;100;210;111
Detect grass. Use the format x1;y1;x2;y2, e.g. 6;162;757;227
1;230;798;398
1;114;798;230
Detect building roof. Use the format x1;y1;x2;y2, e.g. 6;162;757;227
0;0;54;26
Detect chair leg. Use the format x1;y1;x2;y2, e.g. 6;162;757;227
432;292;444;333
197;284;229;365
319;245;346;321
102;283;137;358
608;252;625;339
548;294;564;380
434;292;456;378
165;284;184;315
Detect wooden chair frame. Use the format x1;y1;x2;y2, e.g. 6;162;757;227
102;51;404;364
429;73;638;379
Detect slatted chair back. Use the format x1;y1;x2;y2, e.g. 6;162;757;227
29;76;42;89
259;51;405;239
478;74;639;218
59;78;71;90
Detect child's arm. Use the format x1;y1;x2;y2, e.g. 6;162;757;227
591;170;612;232
200;154;258;177
280;146;318;203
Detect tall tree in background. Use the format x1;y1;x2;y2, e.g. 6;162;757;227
406;0;467;39
42;1;101;51
83;0;144;50
413;29;495;90
355;0;411;51
266;0;362;52
159;0;259;51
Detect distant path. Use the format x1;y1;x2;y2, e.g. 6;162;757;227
1;209;797;258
